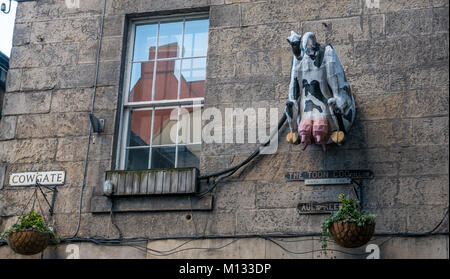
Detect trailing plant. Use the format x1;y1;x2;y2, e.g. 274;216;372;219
0;210;58;243
320;194;376;250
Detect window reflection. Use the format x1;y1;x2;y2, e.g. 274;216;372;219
128;109;152;146
183;19;209;57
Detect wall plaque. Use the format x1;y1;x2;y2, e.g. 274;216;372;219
9;171;66;186
297;202;340;214
285;169;373;181
304;178;352;185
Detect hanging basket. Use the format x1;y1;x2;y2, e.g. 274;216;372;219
328;221;375;248
7;229;50;255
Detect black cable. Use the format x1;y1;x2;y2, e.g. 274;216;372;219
71;0;107;238
198;114;287;181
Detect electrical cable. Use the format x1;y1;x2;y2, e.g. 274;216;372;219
71;0;107;238
198;114;287;181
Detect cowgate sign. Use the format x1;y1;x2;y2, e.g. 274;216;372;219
9;171;66;186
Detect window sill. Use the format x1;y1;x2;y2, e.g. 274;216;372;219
90;194;213;213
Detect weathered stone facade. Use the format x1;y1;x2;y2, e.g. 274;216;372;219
0;0;448;259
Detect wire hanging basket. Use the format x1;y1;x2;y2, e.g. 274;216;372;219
328;221;375;248
7;229;50;255
1;184;57;256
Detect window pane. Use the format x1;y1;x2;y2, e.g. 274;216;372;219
183;19;209;57
153;60;180;101
178;106;202;144
128;109;152;147
129;62;154;102
158;22;182;59
177;144;200;168
133;24;158;61
126;148;150;170
152;108;178;145
180;58;206;99
151;146;176;169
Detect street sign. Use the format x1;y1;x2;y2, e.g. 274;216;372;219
9;171;66;186
286;169;374;181
297;202;340;214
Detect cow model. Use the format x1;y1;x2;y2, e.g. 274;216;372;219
285;31;356;151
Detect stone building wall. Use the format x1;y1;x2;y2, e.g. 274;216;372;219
0;0;448;259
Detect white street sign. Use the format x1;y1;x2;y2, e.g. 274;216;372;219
9;171;66;186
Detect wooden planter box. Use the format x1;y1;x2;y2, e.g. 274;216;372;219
7;229;50;255
328;221;375;248
104;168;199;196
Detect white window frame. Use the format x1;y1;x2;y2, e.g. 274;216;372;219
116;13;209;170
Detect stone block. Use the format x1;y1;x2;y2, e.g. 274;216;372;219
386;9;434;38
53;186;93;214
432;7;449;32
256;180;300;209
412;117;449;146
56;136;88;162
406;205;450;233
51;88;92;113
214;180;256;210
206;53;236;79
313;238;368;259
16;112;90;139
98;61;121;86
5;69;22;93
58;64;96;89
12;22;31;46
102;15;125;37
0;164;5;190
355;93;403;120
397;176;449;207
5;138;57;164
377;235;448;259
302;15;385;45
93;86;119;111
362;207;408;233
9;42;78;68
408;65;449;91
31;17;99;44
236;208;301;234
0;116;17;141
0;246;42;259
364;0;432;14
2;91;51;115
76;242;147;259
265;236;314;259
79;36;123;64
147;237;266;259
210;4;240;28
16;0;103;22
402;89;449;118
86;160;112;188
88;134;113;161
21;67;58;91
398;145;449;176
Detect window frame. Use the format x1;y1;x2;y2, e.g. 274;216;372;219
117;13;209;170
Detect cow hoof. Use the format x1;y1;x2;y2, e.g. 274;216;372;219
331;131;345;145
286;132;299;144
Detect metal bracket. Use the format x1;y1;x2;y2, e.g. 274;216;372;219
89;113;105;133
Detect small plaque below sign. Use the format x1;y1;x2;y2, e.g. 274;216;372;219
9;171;66;186
297;202;340;214
304;178;352;186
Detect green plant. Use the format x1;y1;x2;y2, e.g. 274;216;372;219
0;210;58;243
320;194;376;250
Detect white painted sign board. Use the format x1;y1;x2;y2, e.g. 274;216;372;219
9;171;66;186
304;178;352;186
